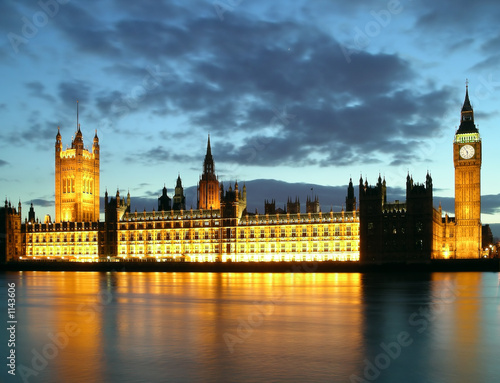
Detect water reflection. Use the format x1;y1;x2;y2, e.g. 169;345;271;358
1;271;499;383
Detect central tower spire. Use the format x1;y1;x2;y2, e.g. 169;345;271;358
198;135;220;210
203;134;215;176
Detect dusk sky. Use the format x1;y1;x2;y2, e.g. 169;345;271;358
1;0;499;232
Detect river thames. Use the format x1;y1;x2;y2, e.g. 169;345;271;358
1;271;499;382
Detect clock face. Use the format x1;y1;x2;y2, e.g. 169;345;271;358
460;144;475;159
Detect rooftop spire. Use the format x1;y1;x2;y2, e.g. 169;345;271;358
203;134;215;176
462;79;472;113
457;81;478;134
207;134;212;156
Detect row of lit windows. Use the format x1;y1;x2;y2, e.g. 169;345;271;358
228;254;359;262
27;233;98;243
243;215;358;224
238;242;356;253
26;246;98;256
121;214;357;226
117;225;358;242
119;241;357;254
110;253;360;262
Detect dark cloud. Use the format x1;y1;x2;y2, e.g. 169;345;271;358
27;198;53;208
2;1;491;176
415;0;500;32
54;3;121;57
25;81;56;102
125;145;197;165
58;80;91;108
428;194;500;217
16;117;59;146
470;54;500;72
0;159;8;166
482;194;500;215
81;11;454;169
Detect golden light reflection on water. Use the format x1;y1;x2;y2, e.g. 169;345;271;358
12;271;499;382
429;273;483;381
12;271;365;382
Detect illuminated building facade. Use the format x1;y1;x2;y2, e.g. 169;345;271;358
110;194;358;262
1;86;488;263
15;128;360;262
22;221;99;261
432;86;483;259
55;123;100;223
452;85;482;258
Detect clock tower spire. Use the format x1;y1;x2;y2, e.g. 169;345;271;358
453;82;482;258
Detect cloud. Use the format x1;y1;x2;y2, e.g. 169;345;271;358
2;1;497;207
80;11;455;170
0;159;9;166
54;2;121;57
26;198;53;208
58;80;92;108
25;81;56;102
482;194;500;215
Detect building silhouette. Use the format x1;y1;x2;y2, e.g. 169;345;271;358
172;175;186;211
359;173;433;261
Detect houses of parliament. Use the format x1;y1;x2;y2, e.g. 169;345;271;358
0;87;491;262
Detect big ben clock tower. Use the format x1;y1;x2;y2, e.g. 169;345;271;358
453;83;482;258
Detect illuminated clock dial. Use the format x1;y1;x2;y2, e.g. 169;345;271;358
459;144;475;159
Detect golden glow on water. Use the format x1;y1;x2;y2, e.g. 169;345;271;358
9;271;500;382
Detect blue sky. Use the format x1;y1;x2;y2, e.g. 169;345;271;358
1;0;499;232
